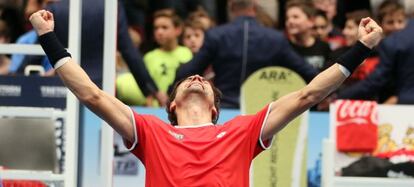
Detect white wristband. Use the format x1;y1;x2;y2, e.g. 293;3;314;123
338;64;351;77
54;57;71;69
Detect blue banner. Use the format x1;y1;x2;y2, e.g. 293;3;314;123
0;75;66;109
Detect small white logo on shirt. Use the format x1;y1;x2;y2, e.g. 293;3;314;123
216;131;226;139
168;130;184;140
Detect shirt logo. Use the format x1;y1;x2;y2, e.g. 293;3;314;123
168;130;184;140
216;131;227;139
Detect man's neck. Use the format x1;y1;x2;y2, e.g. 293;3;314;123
175;98;213;127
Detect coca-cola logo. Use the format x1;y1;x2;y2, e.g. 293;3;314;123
336;100;378;126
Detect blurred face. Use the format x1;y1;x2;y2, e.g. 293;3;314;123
343;20;359;46
154;17;181;47
183;27;205;53
286;7;314;36
381;12;407;36
314;16;329;39
313;0;336;21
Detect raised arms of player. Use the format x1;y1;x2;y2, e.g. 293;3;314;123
30;10;135;142
261;18;383;140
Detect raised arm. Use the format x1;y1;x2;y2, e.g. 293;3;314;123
30;10;135;142
261;17;383;140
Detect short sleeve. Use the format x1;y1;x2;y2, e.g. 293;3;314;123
123;108;167;160
249;103;274;156
227;103;274;158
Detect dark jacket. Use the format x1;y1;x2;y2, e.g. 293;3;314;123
48;0;158;95
175;16;317;108
338;20;414;104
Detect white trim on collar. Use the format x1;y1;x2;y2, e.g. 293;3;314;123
175;122;214;128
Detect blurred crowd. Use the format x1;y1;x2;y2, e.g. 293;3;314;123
1;0;414;110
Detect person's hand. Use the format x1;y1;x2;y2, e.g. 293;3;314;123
358;17;383;49
29;10;55;36
154;91;168;107
383;95;398;105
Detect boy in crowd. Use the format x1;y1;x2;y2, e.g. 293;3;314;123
182;20;206;54
182;19;215;80
377;0;407;36
285;0;331;72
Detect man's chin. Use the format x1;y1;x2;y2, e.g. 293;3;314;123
183;87;206;97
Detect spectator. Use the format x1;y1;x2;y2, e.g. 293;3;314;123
312;0;337;25
314;10;346;50
0;19;10;75
182;6;216;86
377;0;408;36
313;10;330;41
338;19;414;104
174;0;318;108
182;19;215;80
285;1;332;72
312;0;346;50
376;0;408;104
0;4;25;42
117;9;192;106
47;0;168;105
187;6;215;30
183;20;206;54
8;0;53;76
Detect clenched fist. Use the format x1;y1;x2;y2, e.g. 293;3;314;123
29;10;55;36
358;17;383;49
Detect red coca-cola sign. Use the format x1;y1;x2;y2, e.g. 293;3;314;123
336;100;378;126
335;100;378;152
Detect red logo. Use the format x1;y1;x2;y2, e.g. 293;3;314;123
336;100;378;126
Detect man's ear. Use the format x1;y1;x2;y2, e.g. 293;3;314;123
169;101;177;113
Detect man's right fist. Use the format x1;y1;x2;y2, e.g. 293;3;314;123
29;10;55;36
357;17;383;49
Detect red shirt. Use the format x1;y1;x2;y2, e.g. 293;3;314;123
125;105;272;187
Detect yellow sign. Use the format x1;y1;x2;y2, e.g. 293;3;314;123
241;67;308;187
